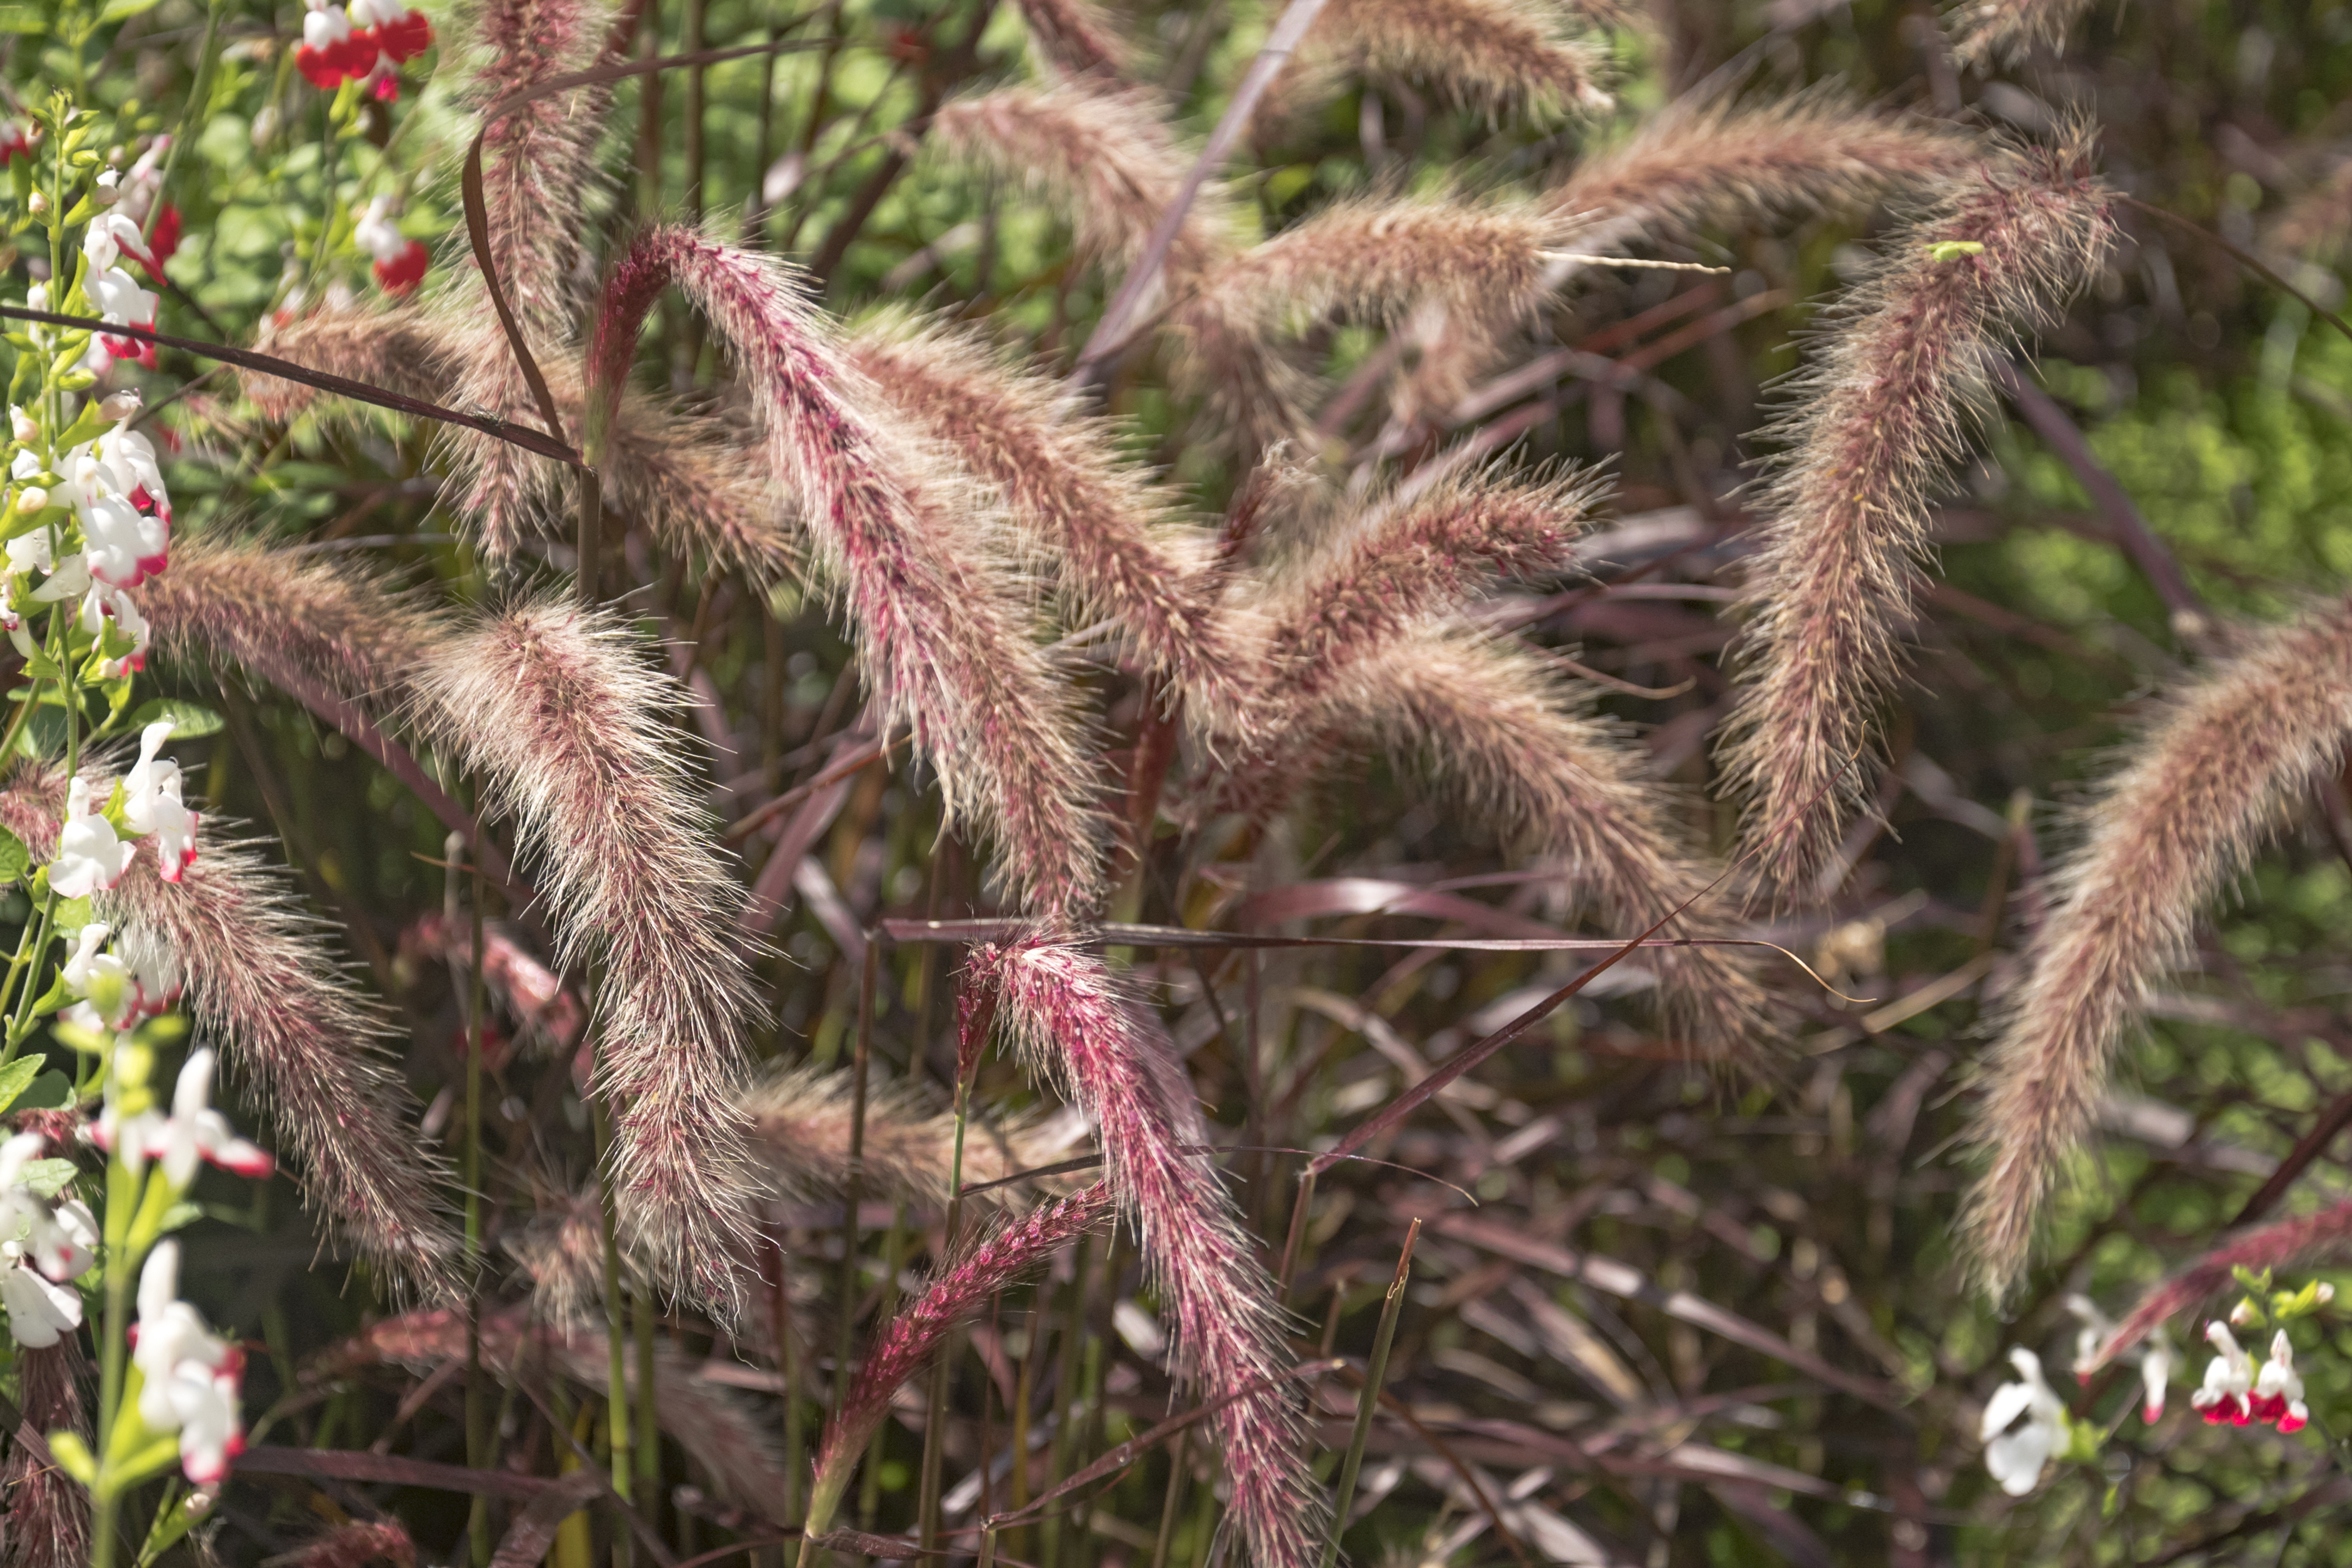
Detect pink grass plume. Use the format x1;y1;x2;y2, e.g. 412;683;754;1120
410;602;761;1310
1965;595;2352;1300
801;1182;1115;1552
1716;135;2114;894
0;767;466;1299
1;1339;90;1568
591;225;1106;917
2093;1198;2352;1370
972;941;1322;1568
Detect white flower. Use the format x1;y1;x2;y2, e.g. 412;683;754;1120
62;920;136;1027
28;549;90;605
124;720;196;879
2139;1336;2173;1424
2192;1321;2256;1426
97;589;151;680
302;0;352;47
9;407;35;444
1982;1347;2068;1497
352;195;406;264
0;1251;80;1346
349;0;406;24
145;1051;273;1189
48;776;131;899
87;265;157;339
81;212;152;276
2253;1331;2310;1434
2063;1293;2171;1423
132;1242;246;1486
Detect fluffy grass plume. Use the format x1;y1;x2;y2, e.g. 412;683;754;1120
973;941;1321;1568
284;1524;417;1568
1716;137;2114;892
1946;0;2098;64
1;1339;89;1568
1214;192;1569;336
1289;0;1611;123
129;533;436;703
0;767;466;1297
1549;91;1979;260
1014;0;1131;77
805;1183;1116;1540
1323;631;1772;1065
411;603;761;1309
255;304;792;575
1256;468;1602;705
1963;596;2352;1299
928;84;1304;451
741;1063;1084;1209
442;0;617;562
847;314;1253;729
596;226;1105;916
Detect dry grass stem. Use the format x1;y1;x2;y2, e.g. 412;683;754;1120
742;1064;1086;1209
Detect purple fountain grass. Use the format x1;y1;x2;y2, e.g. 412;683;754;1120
1946;0;2097;64
1963;596;2352;1300
0;767;466;1298
248;307;457;421
508;1180;612;1326
803;1183;1115;1546
1;1339;89;1568
1716;137;2114;894
442;0;617;563
1547;91;1980;266
928;84;1305;451
742;1064;1084;1211
1294;631;1771;1065
130;533;437;703
1286;0;1612;124
410;602;761;1309
846;314;1254;730
592;225;1106;916
1212;192;1570;336
284;1523;417;1568
253;304;793;574
973;941;1321;1568
2093;1199;2352;1369
337;1307;795;1519
1256;468;1602;705
1014;0;1131;77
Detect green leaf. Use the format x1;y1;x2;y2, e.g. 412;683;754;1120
0;825;30;887
125;698;223;740
51;895;91;936
0;5;49;33
1924;239;1987;262
0;1054;47;1115
14;1151;76;1195
157;1200;203;1235
43;1432;93;1486
97;0;166;19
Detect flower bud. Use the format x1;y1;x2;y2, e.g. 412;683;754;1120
97;390;141;423
15;488;46;514
10;410;36;444
2317;1284;2336;1306
25;192;45;216
2231;1298;2260;1328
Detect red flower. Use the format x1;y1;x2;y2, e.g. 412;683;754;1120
0;124;30;165
372;239;429;297
294;43;345;89
374;10;433;61
144;205;182;278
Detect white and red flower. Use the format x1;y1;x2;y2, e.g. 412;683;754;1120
48;776;132;900
132;1242;246;1486
0;1131;97;1349
2193;1321;2258;1426
98;1050;272;1188
123;718;196;879
2251;1331;2311;1433
1982;1347;2067;1497
353;196;428;296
